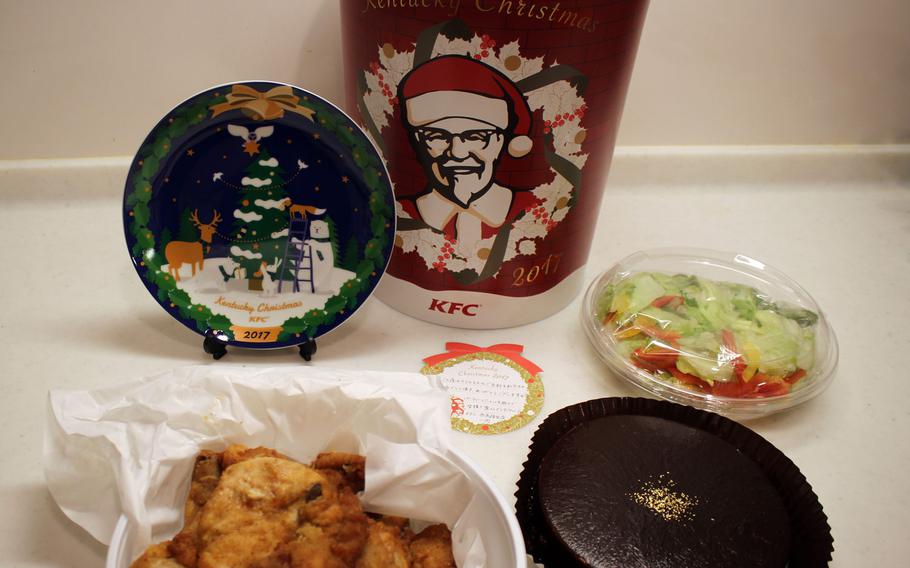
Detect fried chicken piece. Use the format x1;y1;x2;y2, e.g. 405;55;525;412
131;446;454;568
129;542;186;568
371;515;411;534
168;450;223;566
221;444;290;468
409;525;456;568
185;451;223;518
354;518;411;568
192;456;335;567
313;452;366;494
295;468;369;565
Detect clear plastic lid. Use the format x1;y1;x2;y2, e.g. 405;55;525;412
581;248;838;420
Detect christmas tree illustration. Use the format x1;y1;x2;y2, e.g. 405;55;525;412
341;235;361;271
229;148;290;290
325;215;340;263
177;207;198;241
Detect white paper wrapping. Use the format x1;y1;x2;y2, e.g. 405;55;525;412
44;365;506;567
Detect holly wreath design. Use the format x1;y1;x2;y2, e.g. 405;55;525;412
124;83;393;345
357;20;588;283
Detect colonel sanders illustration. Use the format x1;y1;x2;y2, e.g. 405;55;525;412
397;55;539;270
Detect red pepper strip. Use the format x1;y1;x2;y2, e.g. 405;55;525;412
745;377;791;398
651;295;684;309
785;368;807;385
712;379;750;398
637;321;682;344
668;367;711;392
632;347;679;371
732;360;747;381
602;311;617;325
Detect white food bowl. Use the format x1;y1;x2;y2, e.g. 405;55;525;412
45;366;527;568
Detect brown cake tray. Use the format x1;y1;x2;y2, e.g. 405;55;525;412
515;397;833;567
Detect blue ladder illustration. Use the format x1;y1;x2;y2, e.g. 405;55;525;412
278;217;315;293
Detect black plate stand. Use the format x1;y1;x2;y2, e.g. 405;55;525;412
298;339;317;361
203;329;229;360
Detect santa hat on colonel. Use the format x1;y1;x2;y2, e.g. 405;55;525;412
399;55;533;158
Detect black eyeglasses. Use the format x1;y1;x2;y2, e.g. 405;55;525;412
416;127;502;152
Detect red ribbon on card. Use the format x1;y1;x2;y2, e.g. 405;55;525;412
422;342;542;376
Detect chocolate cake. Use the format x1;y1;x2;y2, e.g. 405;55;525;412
536;414;791;568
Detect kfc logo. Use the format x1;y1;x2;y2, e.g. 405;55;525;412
428;299;480;316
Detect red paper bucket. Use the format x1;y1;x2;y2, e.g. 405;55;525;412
341;1;649;328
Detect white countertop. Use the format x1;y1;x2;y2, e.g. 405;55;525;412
1;147;908;566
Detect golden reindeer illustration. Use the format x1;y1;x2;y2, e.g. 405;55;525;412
164;210;222;281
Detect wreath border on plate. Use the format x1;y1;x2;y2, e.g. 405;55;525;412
124;83;394;347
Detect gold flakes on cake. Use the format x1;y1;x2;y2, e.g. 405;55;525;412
630;473;698;522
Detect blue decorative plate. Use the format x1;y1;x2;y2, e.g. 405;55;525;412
123;82;395;349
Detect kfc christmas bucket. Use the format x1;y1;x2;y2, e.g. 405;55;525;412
341;1;649;328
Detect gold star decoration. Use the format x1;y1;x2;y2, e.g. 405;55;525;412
313;133;321;140
186;149;195;156
341;176;349;183
243;140;260;156
287;138;293;144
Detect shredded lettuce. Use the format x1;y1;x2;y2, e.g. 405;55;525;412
598;271;818;396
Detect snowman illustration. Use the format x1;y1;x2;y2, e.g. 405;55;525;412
305;219;335;293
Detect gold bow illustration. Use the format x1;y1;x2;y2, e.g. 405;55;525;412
210;84;315;121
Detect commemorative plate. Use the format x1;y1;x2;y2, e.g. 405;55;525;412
123;82;395;349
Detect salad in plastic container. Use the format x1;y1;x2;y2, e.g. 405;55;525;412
581;249;838;419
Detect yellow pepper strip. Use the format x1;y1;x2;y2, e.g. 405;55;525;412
613;326;642;340
742;342;761;383
742;365;758;383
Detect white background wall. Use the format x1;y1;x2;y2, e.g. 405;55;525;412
1;0;908;160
